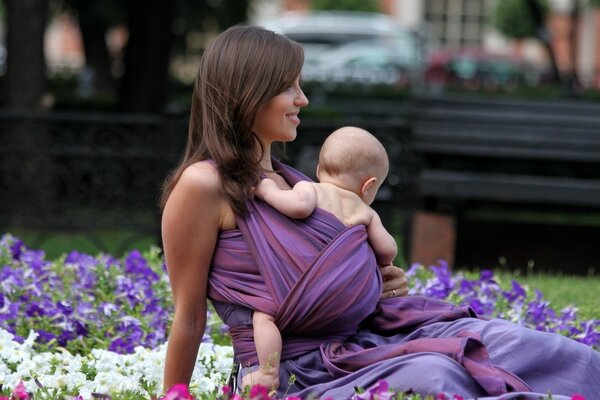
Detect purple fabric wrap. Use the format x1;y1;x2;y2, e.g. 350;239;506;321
207;159;600;399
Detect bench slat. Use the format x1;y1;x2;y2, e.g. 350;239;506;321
413;142;600;162
419;170;600;207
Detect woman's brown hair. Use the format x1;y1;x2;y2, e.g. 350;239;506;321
160;25;304;214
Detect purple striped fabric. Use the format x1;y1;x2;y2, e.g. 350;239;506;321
206;159;600;399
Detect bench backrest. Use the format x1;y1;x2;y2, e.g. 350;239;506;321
411;96;600;207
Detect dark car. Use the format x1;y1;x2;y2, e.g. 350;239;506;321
424;48;545;92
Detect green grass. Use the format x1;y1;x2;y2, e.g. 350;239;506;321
496;271;600;320
6;229;158;259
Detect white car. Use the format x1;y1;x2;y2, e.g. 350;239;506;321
302;36;421;87
257;11;422;87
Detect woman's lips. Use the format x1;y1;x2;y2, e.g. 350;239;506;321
286;112;300;125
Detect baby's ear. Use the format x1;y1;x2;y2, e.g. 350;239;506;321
360;177;378;196
315;163;321;180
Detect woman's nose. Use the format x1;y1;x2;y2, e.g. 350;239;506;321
295;89;309;107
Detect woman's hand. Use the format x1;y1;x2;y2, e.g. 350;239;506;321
379;264;408;299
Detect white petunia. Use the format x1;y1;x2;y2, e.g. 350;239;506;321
0;327;235;399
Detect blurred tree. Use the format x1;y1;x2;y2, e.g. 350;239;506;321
493;0;545;39
1;0;249;112
311;0;378;12
590;0;600;88
212;0;250;31
63;0;124;95
119;0;250;112
118;0;174;112
60;0;250;112
565;0;582;97
492;0;560;83
4;0;49;109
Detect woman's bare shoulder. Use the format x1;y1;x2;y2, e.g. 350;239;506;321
176;161;221;196
168;161;237;230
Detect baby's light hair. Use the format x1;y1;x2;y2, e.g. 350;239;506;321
318;126;389;184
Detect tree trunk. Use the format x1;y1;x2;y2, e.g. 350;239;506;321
119;0;173;113
525;0;561;83
214;0;249;30
5;0;49;109
565;0;581;97
70;2;115;94
4;0;52;223
595;8;600;88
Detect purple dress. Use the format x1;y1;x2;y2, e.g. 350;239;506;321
207;160;600;399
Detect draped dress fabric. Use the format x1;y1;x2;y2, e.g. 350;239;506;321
207;159;600;399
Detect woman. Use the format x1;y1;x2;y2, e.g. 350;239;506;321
161;25;600;399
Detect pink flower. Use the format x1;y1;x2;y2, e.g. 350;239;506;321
222;386;232;396
453;395;465;400
285;397;302;400
221;386;244;400
353;379;392;399
571;394;586;400
436;394;447;400
11;381;29;400
248;384;271;400
161;383;194;400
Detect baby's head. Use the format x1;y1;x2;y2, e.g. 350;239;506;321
317;126;389;205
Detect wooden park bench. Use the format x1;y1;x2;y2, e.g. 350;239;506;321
409;95;600;272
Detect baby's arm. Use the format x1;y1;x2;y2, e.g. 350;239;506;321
366;211;398;266
255;178;317;219
242;311;281;390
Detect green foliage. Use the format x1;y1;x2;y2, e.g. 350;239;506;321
492;0;549;39
590;0;600;8
311;0;378;12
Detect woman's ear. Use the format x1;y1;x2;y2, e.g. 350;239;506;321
360;177;378;196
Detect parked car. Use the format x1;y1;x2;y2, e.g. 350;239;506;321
302;36;420;87
424;48;546;92
258;11;423;87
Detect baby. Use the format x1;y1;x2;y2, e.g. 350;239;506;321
243;126;397;390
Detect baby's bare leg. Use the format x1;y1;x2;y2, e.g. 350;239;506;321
242;311;281;390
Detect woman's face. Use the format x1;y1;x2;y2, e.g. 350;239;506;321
253;78;309;146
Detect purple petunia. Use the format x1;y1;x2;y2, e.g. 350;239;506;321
0;233;174;355
409;263;599;349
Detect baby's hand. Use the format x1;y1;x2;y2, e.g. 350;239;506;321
255;178;279;200
241;368;280;391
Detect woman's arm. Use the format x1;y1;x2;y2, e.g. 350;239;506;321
162;163;223;391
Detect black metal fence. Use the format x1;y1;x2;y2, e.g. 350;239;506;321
2;95;600;271
0;101;418;255
0;110;187;253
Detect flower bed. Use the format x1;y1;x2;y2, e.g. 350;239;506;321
0;328;233;399
0;234;597;399
405;262;600;347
